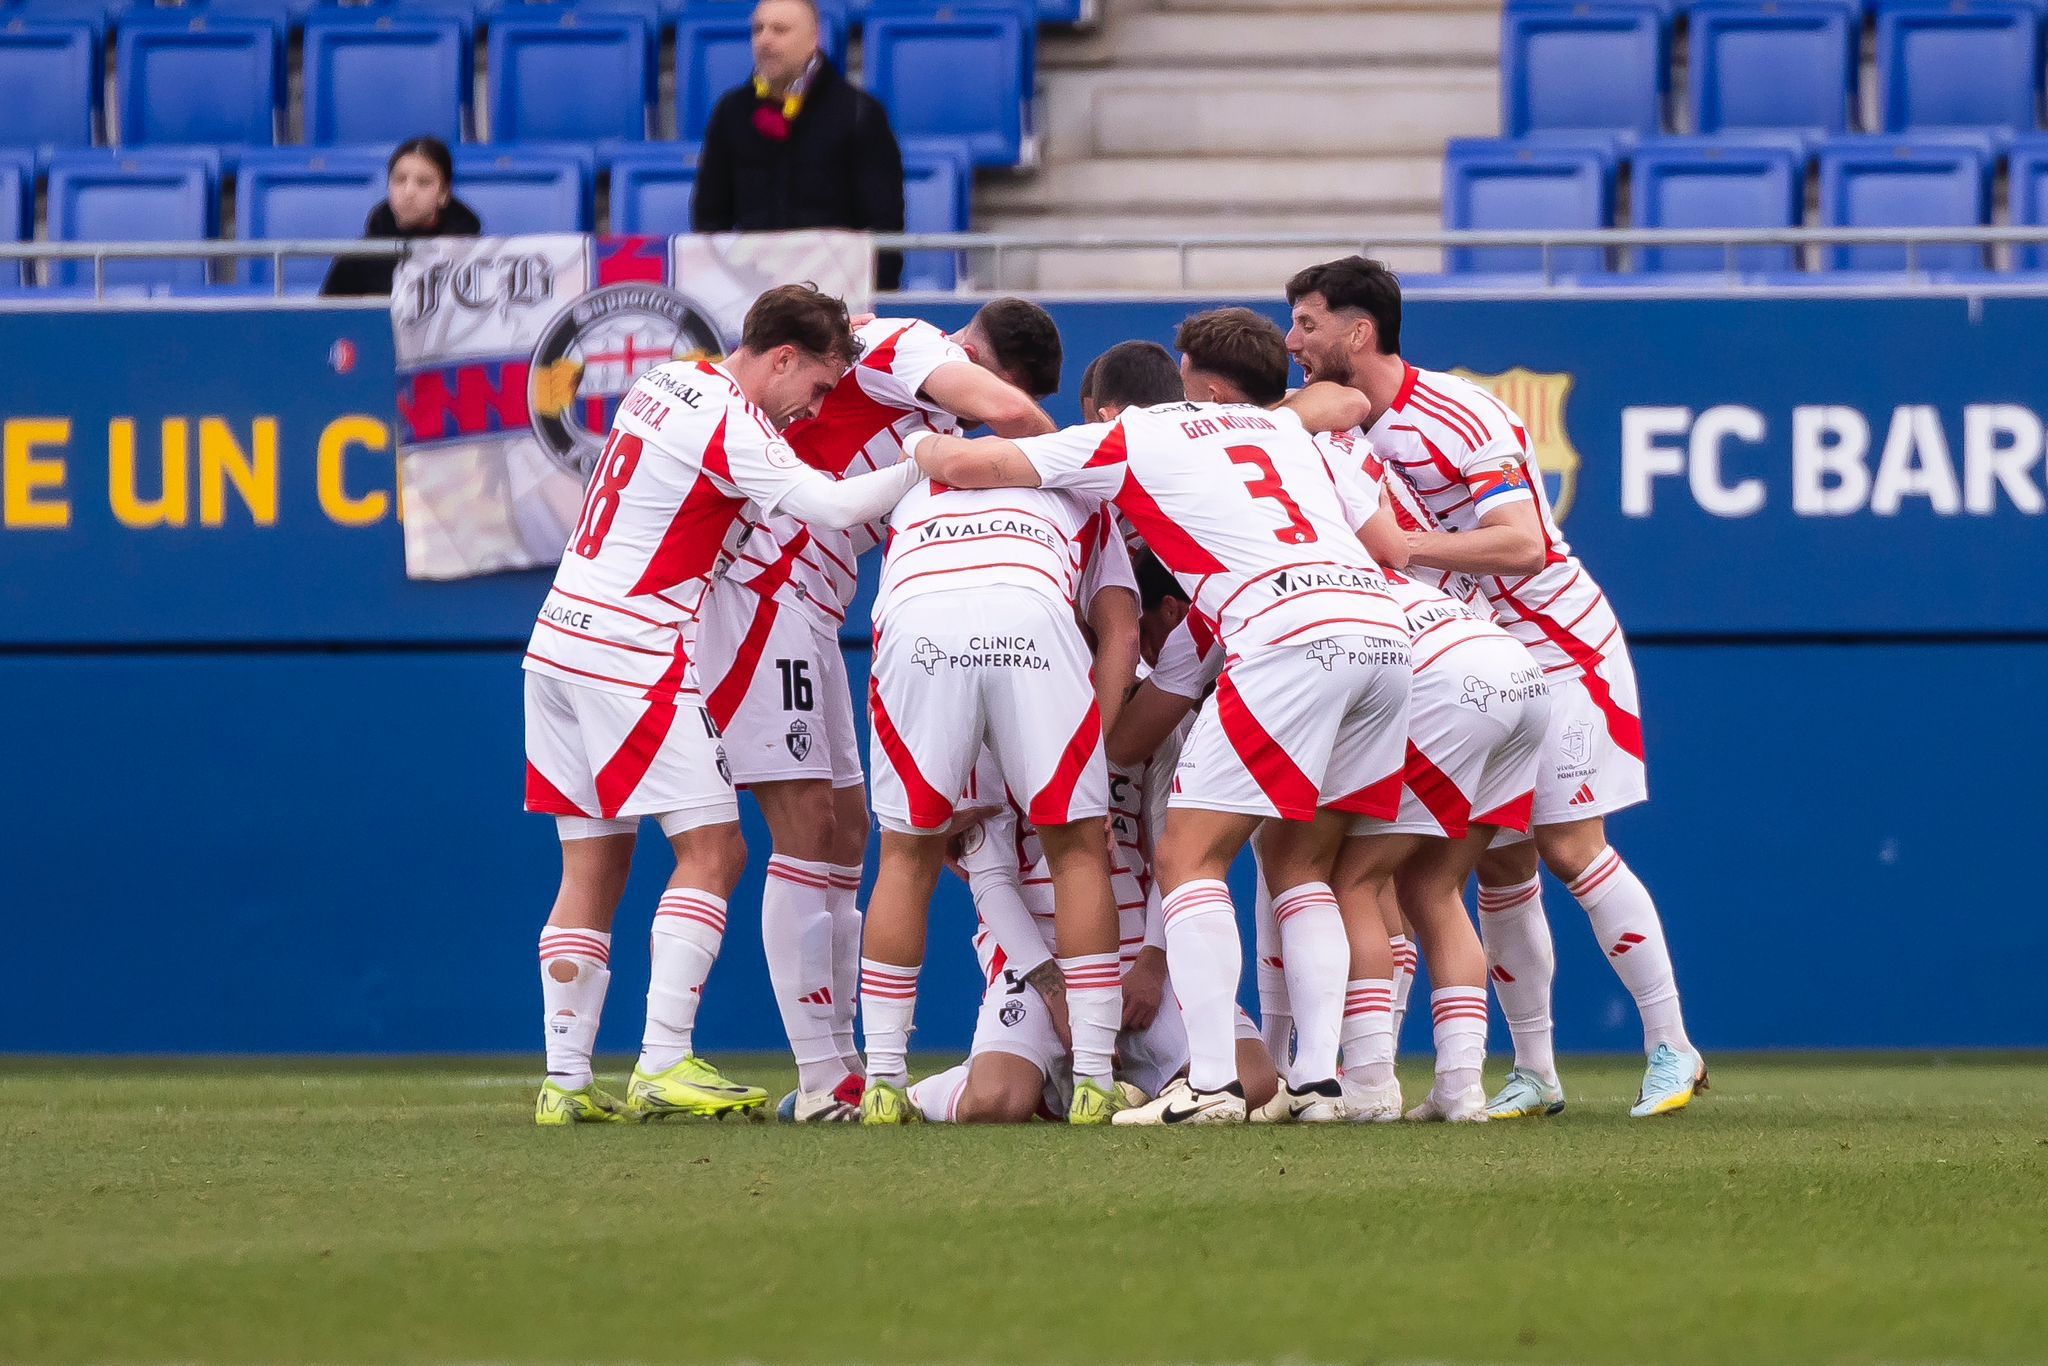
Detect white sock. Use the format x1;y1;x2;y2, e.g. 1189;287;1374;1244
1339;977;1396;1087
1271;882;1347;1087
1389;934;1419;1046
1162;879;1243;1092
1477;876;1558;1084
1569;847;1693;1055
859;957;919;1086
640;887;726;1073
827;862;865;1074
1253;878;1293;1064
539;925;611;1089
908;1064;969;1122
762;855;844;1093
1430;985;1489;1097
1059;952;1121;1088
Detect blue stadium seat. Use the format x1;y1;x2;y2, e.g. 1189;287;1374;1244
45;148;218;288
0;147;29;286
1502;2;1668;137
0;17;98;149
236;147;385;290
899;140;969;290
607;144;698;233
1688;2;1857;136
485;11;653;144
14;0;126;43
1816;134;1990;269
451;146;590;230
1443;137;1618;273
864;7;1029;167
672;13;849;143
1876;0;2041;134
313;0;478;31
1631;137;1806;271
302;11;467;145
115;12;282;147
2007;135;2048;267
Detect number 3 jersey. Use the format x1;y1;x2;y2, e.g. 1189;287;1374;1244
1011;401;1407;653
524;360;912;705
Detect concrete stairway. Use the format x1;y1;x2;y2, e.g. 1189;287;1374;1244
972;0;1502;292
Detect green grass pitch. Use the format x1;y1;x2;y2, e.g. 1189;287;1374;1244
3;1052;2045;1363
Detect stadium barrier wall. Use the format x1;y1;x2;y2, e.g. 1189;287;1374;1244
3;298;2044;1055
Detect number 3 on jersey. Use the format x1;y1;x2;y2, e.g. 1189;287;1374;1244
1225;444;1316;545
571;430;644;559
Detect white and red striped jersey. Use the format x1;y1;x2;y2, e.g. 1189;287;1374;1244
1316;426;1486;609
724;318;967;632
1013;402;1406;654
873;484;1133;623
524;360;914;703
1367;364;1619;680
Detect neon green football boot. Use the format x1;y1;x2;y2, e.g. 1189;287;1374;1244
534;1078;630;1126
859;1079;921;1125
1068;1078;1130;1125
625;1056;769;1121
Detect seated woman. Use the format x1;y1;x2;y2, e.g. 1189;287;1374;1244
320;136;481;297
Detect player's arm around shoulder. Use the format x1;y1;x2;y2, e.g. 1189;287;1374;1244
918;360;1057;439
1279;381;1374;434
903;428;1044;490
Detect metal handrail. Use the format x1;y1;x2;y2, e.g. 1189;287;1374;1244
7;228;2048;297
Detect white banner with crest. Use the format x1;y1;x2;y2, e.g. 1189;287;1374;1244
390;231;873;580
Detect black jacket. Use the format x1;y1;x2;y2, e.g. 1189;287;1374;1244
319;196;483;298
692;58;906;289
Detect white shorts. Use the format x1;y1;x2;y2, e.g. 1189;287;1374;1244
696;579;864;790
869;586;1108;835
1170;637;1411;822
1493;650;1649;843
522;671;738;829
969;960;1191;1101
1356;635;1551;840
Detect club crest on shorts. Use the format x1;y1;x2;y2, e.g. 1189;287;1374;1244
528;282;729;480
1561;722;1591;768
1306;639;1343;670
716;746;733;786
999;1000;1026;1028
1448;366;1582;523
913;638;945;674
785;718;812;761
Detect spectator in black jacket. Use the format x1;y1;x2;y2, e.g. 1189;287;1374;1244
321;137;482;297
692;0;907;289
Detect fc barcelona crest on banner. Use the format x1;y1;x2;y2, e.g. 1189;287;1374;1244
1449;367;1583;523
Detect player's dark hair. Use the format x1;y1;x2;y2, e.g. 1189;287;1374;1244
970;297;1063;399
741;283;856;366
1285;255;1402;355
1135;551;1188;613
1175;307;1289;407
387;136;453;189
1084;341;1184;412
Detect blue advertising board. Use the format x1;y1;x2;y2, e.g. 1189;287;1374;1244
3;297;2045;1055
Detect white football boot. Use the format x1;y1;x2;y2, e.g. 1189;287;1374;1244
1405;1083;1490;1123
1339;1076;1404;1124
1111;1076;1247;1126
1251;1079;1346;1123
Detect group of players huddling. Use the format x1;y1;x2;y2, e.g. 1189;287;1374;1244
523;256;1708;1128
